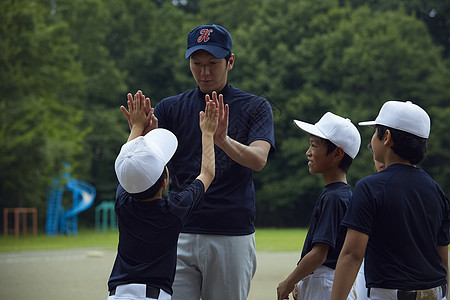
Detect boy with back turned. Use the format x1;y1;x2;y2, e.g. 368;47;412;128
107;91;218;300
331;100;450;300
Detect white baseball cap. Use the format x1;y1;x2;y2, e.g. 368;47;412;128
358;101;430;138
115;128;178;195
293;112;361;159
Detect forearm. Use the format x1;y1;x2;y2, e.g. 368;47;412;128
331;228;368;299
286;251;326;286
216;137;269;171
127;125;145;142
278;245;328;300
331;253;362;300
196;132;215;191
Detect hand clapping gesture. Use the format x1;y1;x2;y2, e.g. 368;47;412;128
121;90;158;136
200;94;219;136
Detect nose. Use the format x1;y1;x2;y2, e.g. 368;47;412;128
200;65;210;75
306;147;311;156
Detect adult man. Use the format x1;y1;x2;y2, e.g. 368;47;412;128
153;24;275;300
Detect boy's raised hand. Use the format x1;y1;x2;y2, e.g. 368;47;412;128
128;90;153;131
121;90;158;135
200;95;219;135
197;92;219;191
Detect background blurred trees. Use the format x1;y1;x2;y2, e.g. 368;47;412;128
1;0;449;229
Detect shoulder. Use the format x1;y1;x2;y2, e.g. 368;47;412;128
116;183;127;198
324;182;351;194
355;171;387;187
155;89;198;109
228;86;269;105
169;179;205;203
115;184;133;206
227;86;274;123
322;183;351;203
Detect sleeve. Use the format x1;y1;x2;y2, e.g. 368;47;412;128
154;99;169;130
168;179;205;225
342;180;377;236
312;192;347;251
115;183;127;208
248;99;275;151
437;187;450;246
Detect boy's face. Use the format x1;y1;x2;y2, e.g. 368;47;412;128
368;141;386;172
370;127;385;166
306;136;334;174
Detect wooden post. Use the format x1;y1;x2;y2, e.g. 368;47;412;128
3;208;38;237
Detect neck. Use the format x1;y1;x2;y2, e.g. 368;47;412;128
199;83;228;96
322;169;347;186
383;150;413;168
140;190;163;202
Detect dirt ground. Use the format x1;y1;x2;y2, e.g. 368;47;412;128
0;248;299;300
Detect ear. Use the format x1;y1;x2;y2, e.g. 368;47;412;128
334;147;345;161
161;177;168;190
383;130;394;147
227;53;235;71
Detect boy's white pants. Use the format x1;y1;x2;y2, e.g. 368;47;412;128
355;260;368;300
297;265;356;300
107;284;171;300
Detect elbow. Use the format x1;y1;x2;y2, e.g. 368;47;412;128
252;157;267;172
340;248;364;266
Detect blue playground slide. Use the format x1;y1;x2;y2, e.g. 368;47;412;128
46;170;96;236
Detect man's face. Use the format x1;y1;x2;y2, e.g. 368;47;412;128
189;50;234;94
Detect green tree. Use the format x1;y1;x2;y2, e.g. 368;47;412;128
106;0;193;102
341;0;450;57
0;0;87;224
234;2;450;226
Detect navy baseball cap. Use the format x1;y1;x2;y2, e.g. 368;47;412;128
185;24;232;59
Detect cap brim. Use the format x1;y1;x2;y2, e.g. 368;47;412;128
293;120;327;139
358;121;377;127
143;129;178;165
185;45;230;59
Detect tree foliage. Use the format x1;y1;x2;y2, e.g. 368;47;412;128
1;0;449;228
0;0;87;217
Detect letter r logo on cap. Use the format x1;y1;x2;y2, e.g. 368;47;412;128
197;29;213;43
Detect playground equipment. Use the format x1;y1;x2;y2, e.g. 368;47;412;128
3;207;38;237
46;166;96;236
95;201;117;232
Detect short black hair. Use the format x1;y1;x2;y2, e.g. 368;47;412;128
224;53;232;64
130;167;167;200
324;139;353;173
376;125;427;165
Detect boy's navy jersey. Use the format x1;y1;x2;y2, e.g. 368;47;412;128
107;179;204;295
342;164;450;290
154;85;275;235
300;182;351;269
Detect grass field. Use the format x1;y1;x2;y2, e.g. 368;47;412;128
0;228;307;253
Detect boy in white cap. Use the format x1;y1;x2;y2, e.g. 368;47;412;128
107;91;218;300
331;101;450;300
353;142;386;300
277;112;360;300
